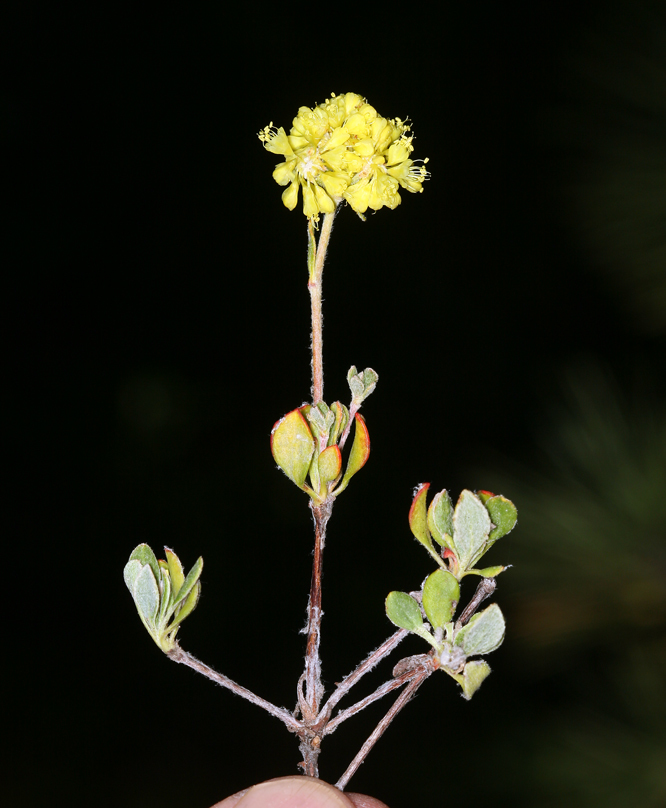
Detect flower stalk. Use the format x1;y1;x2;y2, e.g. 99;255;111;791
308;210;337;405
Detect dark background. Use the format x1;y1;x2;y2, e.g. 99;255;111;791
7;1;666;807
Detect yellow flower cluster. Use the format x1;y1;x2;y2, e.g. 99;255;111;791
258;93;430;220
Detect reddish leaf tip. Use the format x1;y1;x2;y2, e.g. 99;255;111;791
408;483;430;524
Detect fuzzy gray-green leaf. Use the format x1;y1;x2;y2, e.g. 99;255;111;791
460;660;492;700
133;564;160;624
452;490;491;570
427;490;455;551
128;544;161;584
455;603;505;656
347;366;378;404
123;559;143;593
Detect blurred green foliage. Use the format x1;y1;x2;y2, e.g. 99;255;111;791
485;364;666;807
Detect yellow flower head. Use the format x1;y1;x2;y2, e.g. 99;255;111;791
258;93;430;221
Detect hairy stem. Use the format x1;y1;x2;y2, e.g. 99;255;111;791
335;664;433;791
308;209;337;405
296;499;333;778
167;645;301;733
456;577;497;627
304;501;333;720
316;630;408;726
325;665;421;735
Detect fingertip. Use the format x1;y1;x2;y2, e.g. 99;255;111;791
209;777;390;808
346;793;391;808
211;776;352;808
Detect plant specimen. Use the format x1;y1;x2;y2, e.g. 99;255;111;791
123;92;517;790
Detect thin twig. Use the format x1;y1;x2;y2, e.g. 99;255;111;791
335;665;433;791
325;679;405;734
325;659;429;734
456;577;497;627
167;645;301;733
316;629;408;725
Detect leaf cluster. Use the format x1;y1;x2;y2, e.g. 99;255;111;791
386;487;516;699
123;545;203;652
270;367;377;503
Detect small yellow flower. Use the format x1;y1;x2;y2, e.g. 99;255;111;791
258;94;430;221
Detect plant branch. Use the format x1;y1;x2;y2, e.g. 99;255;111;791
316;629;408;725
324;663;425;735
456;577;497;627
302;501;333;729
167;645;301;733
335;663;433;791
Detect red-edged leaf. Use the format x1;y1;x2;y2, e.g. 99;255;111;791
427;489;455;552
318;444;342;485
409;483;432;551
334;414;370;495
270;408;316;489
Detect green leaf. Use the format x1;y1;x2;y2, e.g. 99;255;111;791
306;401;334;439
334;414;370;495
460;660;492;700
165;547;185;602
455;603;505;656
133;564;160;624
128;544;160;584
123;559;143;593
308;447;321;495
408;483;435;554
422;569;460;628
328;401;349;446
347;366;378;404
427;490;455;551
318;445;342;485
271;408;316;489
156;564;172;625
172;580;201;627
172;556;203;611
463;565;506;578
452;490;491;570
484;495;518;545
385;591;424;631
